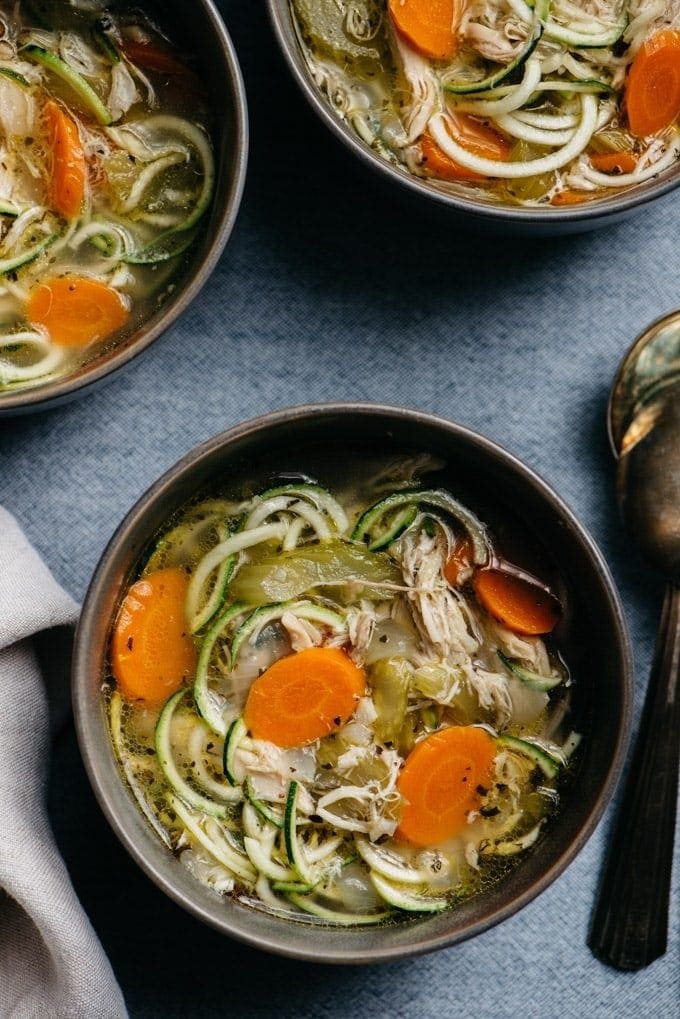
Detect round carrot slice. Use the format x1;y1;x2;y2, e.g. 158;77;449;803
112;568;196;706
244;646;366;748
388;0;463;61
397;726;496;845
421;117;510;182
122;39;202;91
550;189;592;206
626;29;680;137
26;276;129;348
45;99;86;220
589;151;638;175
473;569;561;635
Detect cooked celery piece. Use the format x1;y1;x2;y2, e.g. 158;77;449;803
588;128;638;155
370;658;413;752
506;141;555;201
227;538;402;605
294;0;385;67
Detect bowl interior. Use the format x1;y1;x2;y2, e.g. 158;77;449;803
0;0;247;415
267;0;680;233
73;406;632;962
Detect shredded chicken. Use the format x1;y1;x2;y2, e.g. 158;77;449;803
346;604;377;664
389;22;440;144
466;667;513;730
280;610;322;651
398;530;480;658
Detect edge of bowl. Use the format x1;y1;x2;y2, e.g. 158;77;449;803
0;0;249;416
72;402;634;963
266;0;680;233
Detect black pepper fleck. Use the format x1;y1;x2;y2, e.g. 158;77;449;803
480;806;500;818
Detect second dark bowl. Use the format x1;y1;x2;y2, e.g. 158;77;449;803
268;0;680;236
73;404;633;963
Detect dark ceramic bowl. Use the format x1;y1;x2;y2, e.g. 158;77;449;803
267;0;680;236
73;404;633;963
0;0;248;416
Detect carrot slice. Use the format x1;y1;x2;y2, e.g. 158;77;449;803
112;568;197;706
26;276;129;347
45;99;86;219
626;29;680;137
443;535;474;586
421;116;510;181
244;647;366;748
397;726;496;845
388;0;463;60
550;189;592;206
473;569;561;635
123;39;199;83
589;151;638;174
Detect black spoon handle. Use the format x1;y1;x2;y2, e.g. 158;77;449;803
589;582;680;971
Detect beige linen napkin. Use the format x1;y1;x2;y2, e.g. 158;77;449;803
0;508;127;1019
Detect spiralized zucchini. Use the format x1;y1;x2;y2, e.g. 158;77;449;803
109;473;581;925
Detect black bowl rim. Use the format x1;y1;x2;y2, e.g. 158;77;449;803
0;0;249;415
72;402;634;963
267;0;680;228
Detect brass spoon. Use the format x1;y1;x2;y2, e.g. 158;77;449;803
589;310;680;970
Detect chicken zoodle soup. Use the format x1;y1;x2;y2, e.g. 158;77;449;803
0;0;213;393
107;479;581;925
291;0;680;207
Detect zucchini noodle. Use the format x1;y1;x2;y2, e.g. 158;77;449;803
581;135;680;186
117;151;188;214
0;329;63;382
430;94;599;178
495;113;577;146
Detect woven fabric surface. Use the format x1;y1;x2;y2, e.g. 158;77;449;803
0;1;678;1016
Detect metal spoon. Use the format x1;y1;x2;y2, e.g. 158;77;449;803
588;310;680;971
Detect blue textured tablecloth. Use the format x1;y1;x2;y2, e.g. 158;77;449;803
1;2;678;1016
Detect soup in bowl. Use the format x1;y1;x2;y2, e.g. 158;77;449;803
73;405;632;961
269;0;680;231
0;0;247;414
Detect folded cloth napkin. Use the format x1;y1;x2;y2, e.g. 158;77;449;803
0;508;127;1019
